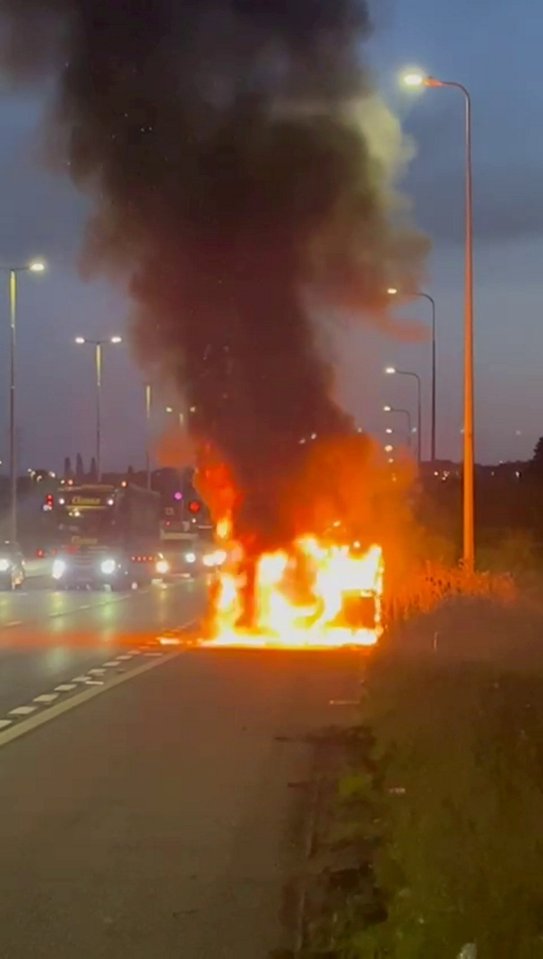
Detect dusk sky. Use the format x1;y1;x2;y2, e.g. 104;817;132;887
0;0;541;470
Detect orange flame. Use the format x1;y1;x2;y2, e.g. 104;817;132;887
203;536;384;650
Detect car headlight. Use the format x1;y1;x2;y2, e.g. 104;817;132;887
0;558;10;572
52;558;66;580
156;559;170;575
203;549;227;568
184;552;197;564
100;558;117;575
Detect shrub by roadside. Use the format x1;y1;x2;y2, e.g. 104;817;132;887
309;600;543;958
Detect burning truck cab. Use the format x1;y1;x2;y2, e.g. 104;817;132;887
203;536;384;650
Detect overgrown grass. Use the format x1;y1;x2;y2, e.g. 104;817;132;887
313;600;543;958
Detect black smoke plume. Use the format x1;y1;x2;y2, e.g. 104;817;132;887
0;1;426;546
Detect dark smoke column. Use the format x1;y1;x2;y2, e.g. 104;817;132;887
0;0;426;546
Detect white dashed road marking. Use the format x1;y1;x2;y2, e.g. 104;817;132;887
5;620;22;628
0;651;179;750
0;615;196;746
8;705;37;717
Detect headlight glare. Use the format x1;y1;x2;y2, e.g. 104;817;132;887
52;558;66;580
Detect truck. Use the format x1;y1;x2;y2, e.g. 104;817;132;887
50;483;166;590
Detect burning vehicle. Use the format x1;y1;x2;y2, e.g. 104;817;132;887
203;534;384;650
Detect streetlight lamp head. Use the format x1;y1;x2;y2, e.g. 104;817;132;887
402;70;426;87
387;287;398;296
384;444;394;453
165;406;174;414
75;336;86;344
383;405;392;413
29;260;46;273
110;335;122;344
385;366;396;375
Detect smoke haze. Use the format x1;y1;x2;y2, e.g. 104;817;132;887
0;1;427;544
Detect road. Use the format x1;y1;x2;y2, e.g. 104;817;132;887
0;579;363;958
0;577;205;720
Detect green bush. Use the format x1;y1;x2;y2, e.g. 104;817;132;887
348;653;543;957
314;603;543;958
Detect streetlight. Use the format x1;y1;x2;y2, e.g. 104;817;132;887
145;384;152;489
1;260;46;541
75;335;123;481
165;406;185;428
402;68;474;570
383;405;412;444
385;367;422;464
387;287;437;461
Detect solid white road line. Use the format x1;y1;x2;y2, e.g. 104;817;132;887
0;652;181;749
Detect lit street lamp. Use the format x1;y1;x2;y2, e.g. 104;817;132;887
165;406;185;428
145;384;152;490
402;68;475;570
383;405;412;445
1;260;46;541
75;335;123;481
387;287;437;461
385;367;422;464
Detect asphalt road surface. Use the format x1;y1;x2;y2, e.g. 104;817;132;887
0;579;363;959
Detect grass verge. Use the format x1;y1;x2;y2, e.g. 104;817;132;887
303;598;543;958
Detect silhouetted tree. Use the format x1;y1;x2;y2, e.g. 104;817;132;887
532;437;543;471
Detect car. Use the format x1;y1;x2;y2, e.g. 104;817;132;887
0;541;25;590
160;538;228;578
52;547;169;591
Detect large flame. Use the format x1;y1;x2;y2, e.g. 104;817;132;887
203;536;384;650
